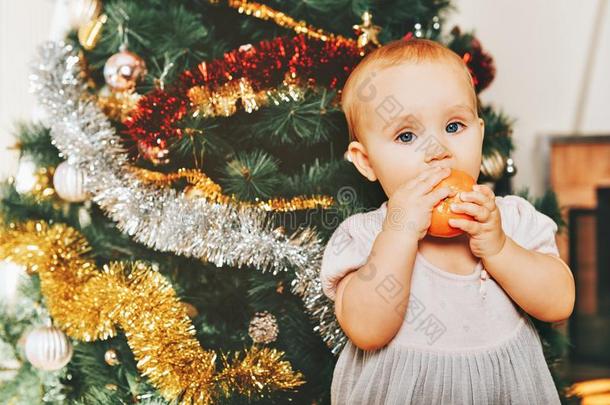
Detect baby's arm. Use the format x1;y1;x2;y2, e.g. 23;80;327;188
482;236;575;323
335;226;418;351
450;189;575;323
327;167;454;350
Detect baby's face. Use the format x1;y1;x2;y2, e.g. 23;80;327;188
347;60;484;198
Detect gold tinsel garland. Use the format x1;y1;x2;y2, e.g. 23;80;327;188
187;72;306;119
90;64;334;212
130;166;335;212
97;88;142;122
219;0;354;44
0;221;305;403
188;1;382;120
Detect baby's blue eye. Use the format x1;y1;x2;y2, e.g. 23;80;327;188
446;122;465;133
396;131;416;144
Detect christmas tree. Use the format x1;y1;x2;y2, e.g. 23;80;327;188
0;0;577;403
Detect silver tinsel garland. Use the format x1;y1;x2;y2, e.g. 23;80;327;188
29;42;347;355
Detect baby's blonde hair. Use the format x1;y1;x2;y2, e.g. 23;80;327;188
340;38;477;143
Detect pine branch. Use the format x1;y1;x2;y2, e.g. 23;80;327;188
0;278;71;404
11;121;62;168
480;104;515;156
244;88;342;148
0;183;64;225
74;0;213;90
283;159;349;197
218;149;282;200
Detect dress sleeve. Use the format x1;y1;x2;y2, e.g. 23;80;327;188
319;213;374;301
501;195;560;257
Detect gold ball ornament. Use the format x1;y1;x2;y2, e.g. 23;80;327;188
248;311;279;345
104;348;120;366
53;161;89;202
480;148;507;181
24;326;73;371
103;49;147;92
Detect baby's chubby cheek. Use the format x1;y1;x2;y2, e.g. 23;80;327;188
366;144;424;195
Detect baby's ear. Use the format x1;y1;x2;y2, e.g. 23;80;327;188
347;141;377;182
478;117;485;139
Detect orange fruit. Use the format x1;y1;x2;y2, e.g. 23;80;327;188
428;168;476;238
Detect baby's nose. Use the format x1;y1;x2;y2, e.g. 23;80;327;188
424;144;452;162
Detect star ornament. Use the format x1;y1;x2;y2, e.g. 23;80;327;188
353;11;382;50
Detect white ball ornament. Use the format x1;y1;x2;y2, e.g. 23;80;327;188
53;161;89;202
24;326;73;371
14;156;38;195
0;260;27;310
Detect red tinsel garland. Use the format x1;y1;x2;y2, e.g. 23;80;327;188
448;26;496;94
124;32;496;149
124;34;362;148
462;36;495;93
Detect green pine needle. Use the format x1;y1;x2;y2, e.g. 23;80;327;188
516;186;567;233
218;150;281;200
246;88;342;147
480;105;515;156
11;121;62;167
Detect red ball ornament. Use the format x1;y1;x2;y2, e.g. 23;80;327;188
428;168;476;238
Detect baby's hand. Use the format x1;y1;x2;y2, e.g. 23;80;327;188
384;166;457;241
448;184;507;259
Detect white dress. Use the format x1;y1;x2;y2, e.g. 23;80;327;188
320;195;563;404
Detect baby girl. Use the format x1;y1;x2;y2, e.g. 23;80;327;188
320;38;575;404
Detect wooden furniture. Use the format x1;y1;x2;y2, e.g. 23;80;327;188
550;135;610;210
549;135;610;370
